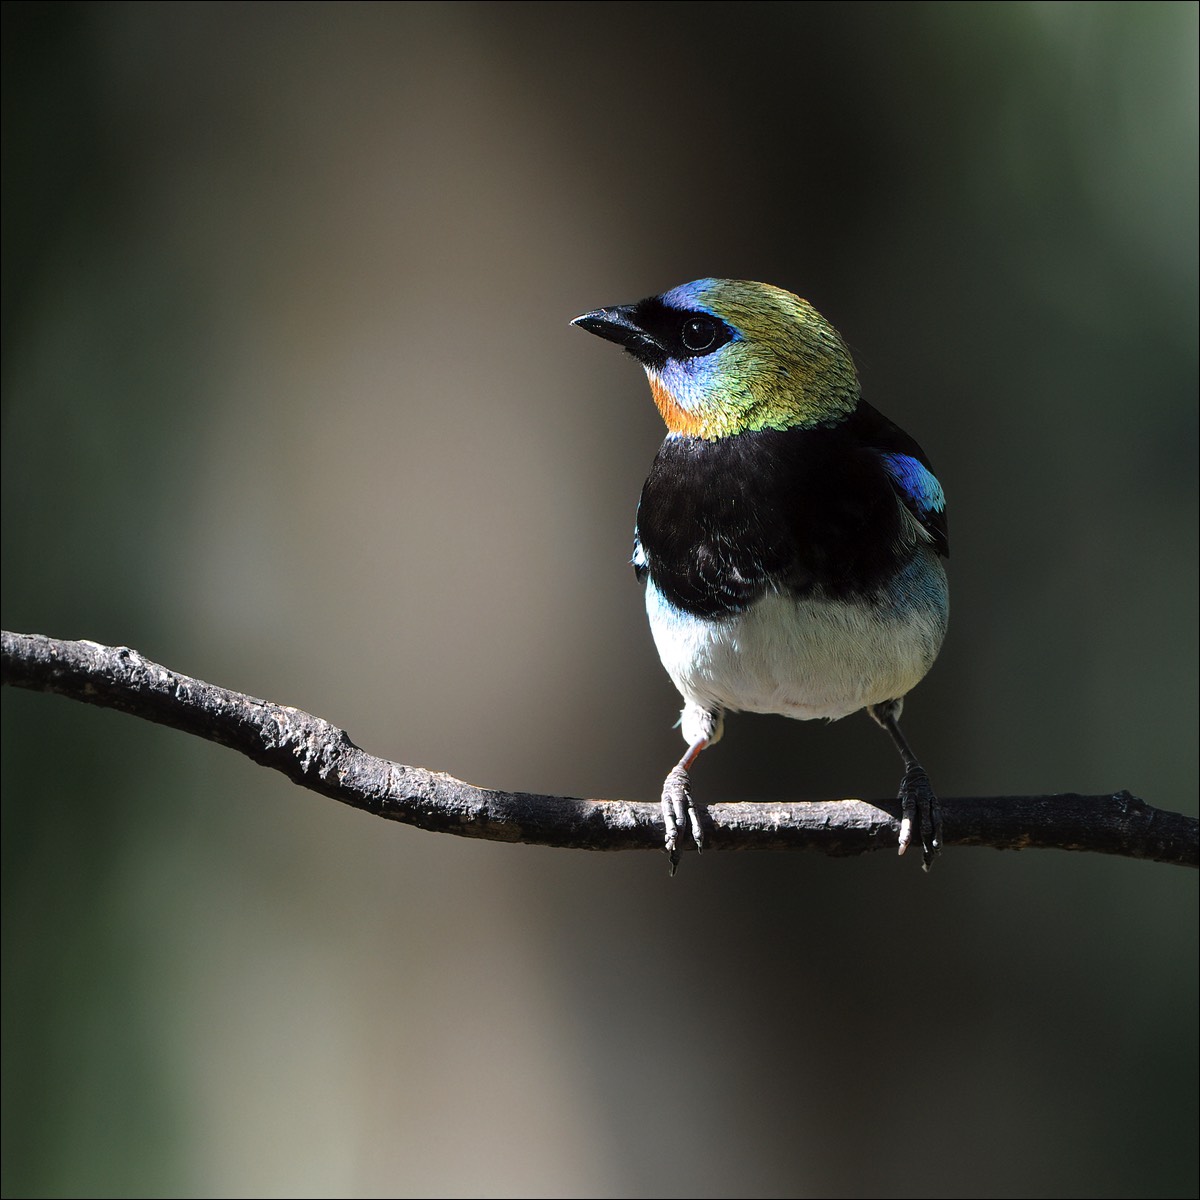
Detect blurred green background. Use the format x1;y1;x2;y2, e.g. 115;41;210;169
3;2;1196;1197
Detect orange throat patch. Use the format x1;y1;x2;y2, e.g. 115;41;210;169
648;374;709;438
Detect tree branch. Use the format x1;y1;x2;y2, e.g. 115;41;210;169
2;630;1195;868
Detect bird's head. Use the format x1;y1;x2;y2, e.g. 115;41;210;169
572;279;860;439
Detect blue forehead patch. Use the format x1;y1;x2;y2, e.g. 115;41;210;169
660;279;721;314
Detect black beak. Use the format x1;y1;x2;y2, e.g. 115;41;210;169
571;305;663;364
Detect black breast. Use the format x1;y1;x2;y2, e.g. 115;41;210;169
634;424;910;619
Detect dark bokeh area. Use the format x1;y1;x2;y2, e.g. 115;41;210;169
3;3;1196;1197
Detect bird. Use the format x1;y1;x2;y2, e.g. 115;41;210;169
571;279;949;873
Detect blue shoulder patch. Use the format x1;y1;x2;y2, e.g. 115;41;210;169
880;452;945;516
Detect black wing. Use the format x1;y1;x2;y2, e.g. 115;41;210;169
848;401;949;558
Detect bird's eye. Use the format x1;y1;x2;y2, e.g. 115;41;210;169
681;316;718;353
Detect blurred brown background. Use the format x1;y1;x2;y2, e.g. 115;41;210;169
2;3;1196;1197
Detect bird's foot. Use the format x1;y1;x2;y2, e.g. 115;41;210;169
897;764;942;871
661;764;705;876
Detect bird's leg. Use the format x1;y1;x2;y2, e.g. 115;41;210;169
868;700;942;871
662;737;708;875
661;705;723;875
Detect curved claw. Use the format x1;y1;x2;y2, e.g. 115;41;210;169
897;765;942;870
661;764;704;875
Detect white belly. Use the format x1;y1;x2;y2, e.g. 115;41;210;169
644;559;948;722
